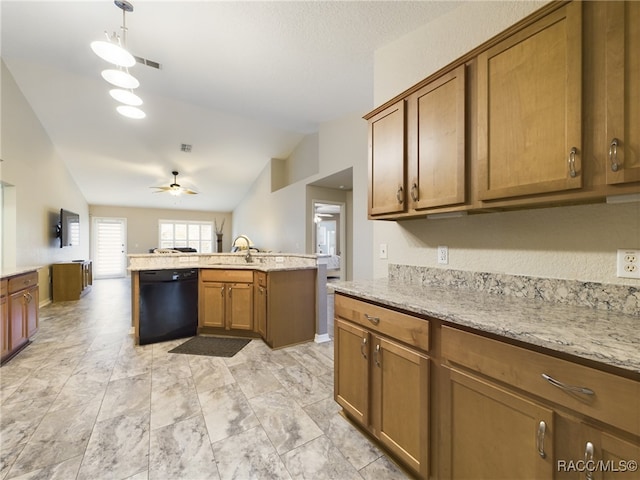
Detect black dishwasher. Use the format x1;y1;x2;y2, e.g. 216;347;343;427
139;269;198;345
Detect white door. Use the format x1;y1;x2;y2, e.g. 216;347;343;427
92;217;127;278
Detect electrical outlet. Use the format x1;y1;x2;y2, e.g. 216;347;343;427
379;243;388;260
437;245;449;265
617;249;640;279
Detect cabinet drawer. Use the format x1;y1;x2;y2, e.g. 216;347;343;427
8;272;38;294
335;294;429;352
200;269;253;283
442;326;640;437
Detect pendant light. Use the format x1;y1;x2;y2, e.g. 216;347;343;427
92;0;146;119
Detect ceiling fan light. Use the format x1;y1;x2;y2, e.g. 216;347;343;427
109;88;143;106
169;187;182;196
101;69;140;89
91;40;136;67
117;105;146;119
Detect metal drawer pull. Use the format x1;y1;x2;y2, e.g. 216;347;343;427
360;337;367;359
396;185;404;204
410;182;419;202
374;344;381;367
536;421;547;458
364;313;380;325
542;373;595;396
568;147;578;178
609;138;620;172
584;441;594;480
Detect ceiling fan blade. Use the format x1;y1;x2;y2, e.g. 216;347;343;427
182;188;198;195
151;186;172;192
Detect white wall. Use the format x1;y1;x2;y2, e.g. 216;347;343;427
1;61;89;301
371;1;640;286
233;112;371;279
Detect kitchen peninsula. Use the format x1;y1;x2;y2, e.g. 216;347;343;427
128;253;318;349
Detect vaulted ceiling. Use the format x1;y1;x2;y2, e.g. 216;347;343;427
2;1;461;211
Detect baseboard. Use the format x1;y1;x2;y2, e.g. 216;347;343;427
314;333;331;343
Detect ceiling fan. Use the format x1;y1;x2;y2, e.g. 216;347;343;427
151;171;198;196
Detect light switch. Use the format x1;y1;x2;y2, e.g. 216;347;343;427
379;243;388;259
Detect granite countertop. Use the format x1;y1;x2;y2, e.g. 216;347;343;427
1;266;41;280
127;253;318;272
331;278;640;375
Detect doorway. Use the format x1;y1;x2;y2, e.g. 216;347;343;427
92;217;127;278
313;201;345;280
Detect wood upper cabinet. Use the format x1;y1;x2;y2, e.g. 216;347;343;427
368;100;406;217
605;1;640;185
446;368;555;480
407;64;466;210
477;2;583;201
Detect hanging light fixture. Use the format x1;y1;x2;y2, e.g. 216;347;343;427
91;0;146;119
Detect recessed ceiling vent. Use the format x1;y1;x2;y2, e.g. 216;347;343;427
180;144;192;153
134;55;162;69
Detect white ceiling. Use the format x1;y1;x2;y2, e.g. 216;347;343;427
1;0;461;211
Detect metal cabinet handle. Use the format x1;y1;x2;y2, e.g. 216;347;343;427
568;147;578;178
410;182;419;202
360;337;367;359
542;373;595;396
536;421;547;458
221;286;225;297
364;313;380;325
396;185;404;204
584;441;594;480
609;138;620;172
374;344;381;367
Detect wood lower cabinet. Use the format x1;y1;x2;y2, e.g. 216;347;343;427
1;280;8;359
446;367;555;479
199;270;253;331
52;261;92;301
441;325;640;480
334;295;430;478
254;271;267;339
257;269;316;349
2;271;39;363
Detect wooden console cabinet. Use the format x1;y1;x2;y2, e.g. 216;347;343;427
52;261;92;302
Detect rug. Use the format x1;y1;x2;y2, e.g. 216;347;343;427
168;336;251;358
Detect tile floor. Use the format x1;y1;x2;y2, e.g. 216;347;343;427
0;278;410;480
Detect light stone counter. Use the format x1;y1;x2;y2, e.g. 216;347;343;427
128;253;317;272
331;277;640;375
1;266;41;279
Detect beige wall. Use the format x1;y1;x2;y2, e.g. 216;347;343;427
88;205;232;255
1;61;90;302
371;1;640;286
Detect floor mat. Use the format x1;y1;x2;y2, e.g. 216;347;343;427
168;336;251;357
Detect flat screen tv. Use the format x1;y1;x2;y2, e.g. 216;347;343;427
57;209;80;248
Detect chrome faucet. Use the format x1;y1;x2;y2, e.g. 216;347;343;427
232;235;253;263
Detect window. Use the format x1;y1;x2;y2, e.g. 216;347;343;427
159;220;213;253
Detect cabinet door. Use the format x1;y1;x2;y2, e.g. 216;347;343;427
228;283;253;331
371;335;429;477
605;1;640;184
597;430;640;480
368;100;406;216
25;286;38;337
408;65;466;210
477;2;582;200
334;319;369;426
255;285;267;339
8;292;28;350
447;368;555;480
200;282;225;328
1;293;8;359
